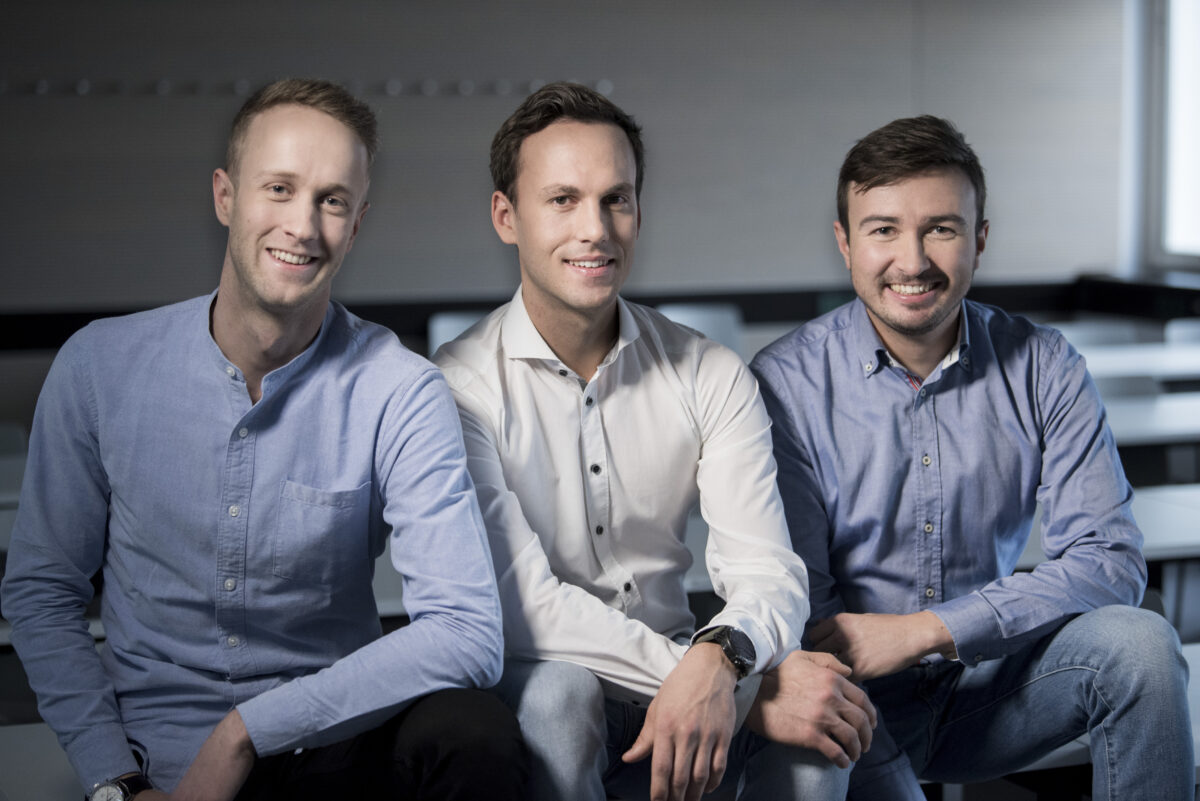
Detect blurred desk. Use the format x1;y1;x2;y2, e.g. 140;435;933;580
1080;342;1200;382
1019;484;1200;570
1104;392;1200;446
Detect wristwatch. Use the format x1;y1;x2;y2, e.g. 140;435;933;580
692;625;756;679
90;774;154;801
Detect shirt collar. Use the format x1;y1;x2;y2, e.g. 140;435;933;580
500;285;642;372
853;297;973;380
204;289;336;387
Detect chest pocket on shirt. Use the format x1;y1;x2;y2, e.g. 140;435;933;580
274;479;371;586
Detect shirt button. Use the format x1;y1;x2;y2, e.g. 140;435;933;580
558;369;568;377
224;578;236;591
623;582;632;592
238;427;249;438
225;365;236;377
924;522;934;533
919;388;927;397
595;525;604;535
229;504;240;517
227;635;240;647
922;455;932;466
585;397;594;406
864;363;874;373
925;586;935;598
590;464;601;475
974;654;984;663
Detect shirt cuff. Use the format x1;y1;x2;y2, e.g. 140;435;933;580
236;681;313;758
929;591;1004;667
68;721;142;793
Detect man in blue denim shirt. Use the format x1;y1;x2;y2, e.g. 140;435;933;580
1;79;525;801
751;115;1193;799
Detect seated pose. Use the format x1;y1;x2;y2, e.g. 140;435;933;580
435;81;875;801
2;78;526;801
751;114;1194;800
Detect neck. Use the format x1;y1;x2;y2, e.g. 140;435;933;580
523;295;619;381
211;279;326;403
873;317;959;383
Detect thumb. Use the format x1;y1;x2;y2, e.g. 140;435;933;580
621;709;656;764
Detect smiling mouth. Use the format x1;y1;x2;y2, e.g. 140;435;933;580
566;258;614;269
270;248;316;266
889;282;936;296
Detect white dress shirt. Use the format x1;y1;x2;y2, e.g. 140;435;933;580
435;287;809;700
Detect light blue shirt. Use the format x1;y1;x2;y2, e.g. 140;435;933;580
1;293;502;792
750;298;1146;667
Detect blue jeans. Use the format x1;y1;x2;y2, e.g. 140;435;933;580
848;605;1194;801
492;658;850;801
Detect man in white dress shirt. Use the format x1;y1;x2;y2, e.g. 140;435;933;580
434;82;876;801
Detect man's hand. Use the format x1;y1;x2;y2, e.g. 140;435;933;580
169;709;257;801
744;650;876;768
621;642;738;801
809;611;956;681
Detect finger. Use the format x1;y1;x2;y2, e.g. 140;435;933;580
649;732;678;801
703;734;729;794
802;650;853;676
840;679;877;729
807;618;835;641
808;725;853;769
824;713;866;763
622;721;655;764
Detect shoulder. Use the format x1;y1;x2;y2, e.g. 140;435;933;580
751;301;856;381
965;300;1072;365
57;295;209;368
325;302;445;393
431;304;507;391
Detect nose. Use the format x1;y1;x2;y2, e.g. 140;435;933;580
283;198;321;243
894;233;928;276
576;198;610;244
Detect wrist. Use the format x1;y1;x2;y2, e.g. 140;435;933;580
691;625;756;680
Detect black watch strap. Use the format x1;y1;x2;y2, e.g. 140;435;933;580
118;774;154;797
692;625;756;679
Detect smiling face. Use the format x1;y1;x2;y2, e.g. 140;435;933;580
491;119;640;331
835;167;988;363
213;103;370;324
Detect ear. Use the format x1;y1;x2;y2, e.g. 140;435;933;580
834;220;852;271
491;190;519;245
973;219;989;273
213;168;234;227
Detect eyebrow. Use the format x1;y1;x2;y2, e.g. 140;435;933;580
856;213;968;230
538;181;635;199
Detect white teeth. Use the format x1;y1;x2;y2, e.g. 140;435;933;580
568;259;608;268
271;249;314;265
891;283;933;295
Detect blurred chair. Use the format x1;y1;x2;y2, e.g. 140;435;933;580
657;303;745;360
1045;315;1162;347
426;311;487;358
1165;317;1200;343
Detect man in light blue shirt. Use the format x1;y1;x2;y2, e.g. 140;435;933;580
751;115;1193;799
1;79;525;801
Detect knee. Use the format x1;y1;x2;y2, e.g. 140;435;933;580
398;688;525;762
507;660;606;730
1075;606;1185;691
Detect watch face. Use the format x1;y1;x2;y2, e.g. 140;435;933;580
92;785;126;801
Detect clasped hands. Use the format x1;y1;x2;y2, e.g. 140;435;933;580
622;641;877;801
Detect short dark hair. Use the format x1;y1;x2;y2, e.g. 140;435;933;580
225;78;379;177
490;82;645;204
837;115;986;233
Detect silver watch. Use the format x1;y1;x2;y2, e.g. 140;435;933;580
90;774;153;801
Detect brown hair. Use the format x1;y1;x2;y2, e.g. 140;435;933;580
837;115;986;233
490;82;644;204
225;78;379;177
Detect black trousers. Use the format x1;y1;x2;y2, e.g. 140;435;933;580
233;688;528;801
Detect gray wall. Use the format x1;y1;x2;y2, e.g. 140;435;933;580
3;0;1126;315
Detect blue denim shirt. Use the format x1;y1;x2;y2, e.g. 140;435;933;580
1;294;502;791
750;298;1145;667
